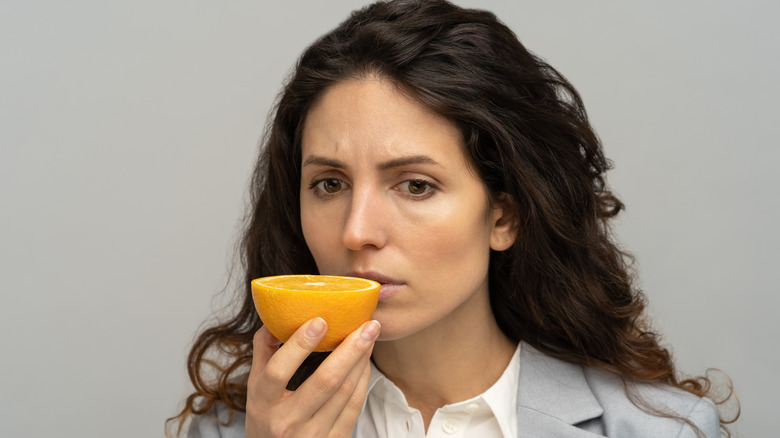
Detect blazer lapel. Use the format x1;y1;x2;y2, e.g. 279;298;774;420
516;343;604;437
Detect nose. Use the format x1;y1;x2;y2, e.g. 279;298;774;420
342;189;388;251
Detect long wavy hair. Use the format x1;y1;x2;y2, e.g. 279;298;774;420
168;0;737;435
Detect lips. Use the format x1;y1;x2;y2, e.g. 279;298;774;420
346;271;400;285
345;271;403;300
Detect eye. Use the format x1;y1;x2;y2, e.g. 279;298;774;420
313;178;344;194
399;179;436;197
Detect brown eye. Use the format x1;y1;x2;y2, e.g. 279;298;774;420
402;179;434;196
320;179;343;193
408;180;427;195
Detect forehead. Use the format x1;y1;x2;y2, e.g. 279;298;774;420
301;78;464;160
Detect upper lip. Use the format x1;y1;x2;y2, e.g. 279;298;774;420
346;271;402;285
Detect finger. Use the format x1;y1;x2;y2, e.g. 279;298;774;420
259;317;328;401
296;320;380;414
250;326;281;371
247;326;281;389
329;358;373;438
311;346;373;435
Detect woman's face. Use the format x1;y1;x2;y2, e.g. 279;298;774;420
299;78;516;341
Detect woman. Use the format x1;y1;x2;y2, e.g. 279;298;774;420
170;1;737;436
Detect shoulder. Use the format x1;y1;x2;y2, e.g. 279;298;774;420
517;343;721;437
582;366;721;437
186;403;246;438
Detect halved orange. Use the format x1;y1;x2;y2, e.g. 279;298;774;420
251;275;380;352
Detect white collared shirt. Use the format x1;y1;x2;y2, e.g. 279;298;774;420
355;343;520;438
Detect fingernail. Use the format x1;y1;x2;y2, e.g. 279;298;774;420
360;320;381;343
306;317;327;338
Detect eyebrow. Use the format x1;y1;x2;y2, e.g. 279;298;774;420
378;155;440;170
302;155;347;168
301;154;440;170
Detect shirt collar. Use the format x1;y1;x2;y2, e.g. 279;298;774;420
480;342;521;438
364;360;415;414
362;343;522;438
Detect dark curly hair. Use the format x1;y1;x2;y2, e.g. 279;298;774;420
168;1;738;436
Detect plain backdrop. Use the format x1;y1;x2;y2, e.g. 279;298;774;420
1;1;777;436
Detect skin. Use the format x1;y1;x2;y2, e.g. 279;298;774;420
246;319;379;437
246;76;518;436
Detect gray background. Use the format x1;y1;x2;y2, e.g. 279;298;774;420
1;1;776;436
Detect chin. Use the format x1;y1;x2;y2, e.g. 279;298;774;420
369;315;427;344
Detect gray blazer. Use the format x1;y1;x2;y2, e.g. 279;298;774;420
187;344;720;437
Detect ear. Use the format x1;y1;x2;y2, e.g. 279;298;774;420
489;192;519;251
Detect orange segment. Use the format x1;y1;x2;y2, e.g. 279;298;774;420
251;275;380;352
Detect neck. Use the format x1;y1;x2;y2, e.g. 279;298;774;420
371;293;517;429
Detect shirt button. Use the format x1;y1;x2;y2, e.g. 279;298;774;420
442;418;459;434
465;402;480;413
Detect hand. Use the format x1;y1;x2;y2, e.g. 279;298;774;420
245;318;380;438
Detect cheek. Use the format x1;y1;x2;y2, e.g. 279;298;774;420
300;204;338;269
301;202;324;263
406;205;493;271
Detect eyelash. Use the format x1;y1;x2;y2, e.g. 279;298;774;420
307;178;438;199
398;179;437;198
308;178;347;198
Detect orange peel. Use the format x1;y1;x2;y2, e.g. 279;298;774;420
251;274;380;352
